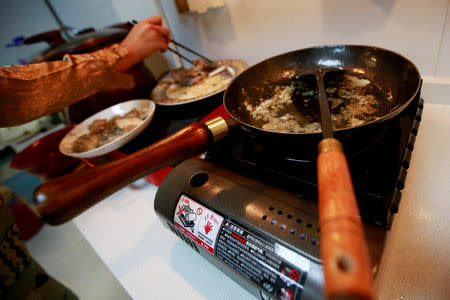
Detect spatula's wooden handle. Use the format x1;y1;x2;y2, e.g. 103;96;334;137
317;138;374;300
34;122;214;225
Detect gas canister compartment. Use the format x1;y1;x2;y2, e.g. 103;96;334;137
154;158;325;300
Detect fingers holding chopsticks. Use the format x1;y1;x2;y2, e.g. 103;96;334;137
141;16;163;26
114;16;171;71
126;17;170;52
128;17;214;67
139;17;170;45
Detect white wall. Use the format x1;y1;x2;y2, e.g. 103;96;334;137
159;0;450;79
436;3;450;78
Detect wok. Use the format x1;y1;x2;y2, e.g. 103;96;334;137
34;45;420;299
225;45;421;159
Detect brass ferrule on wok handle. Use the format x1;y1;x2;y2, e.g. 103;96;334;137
318;138;344;153
205;117;229;142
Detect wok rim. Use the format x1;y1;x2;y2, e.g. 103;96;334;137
223;44;422;137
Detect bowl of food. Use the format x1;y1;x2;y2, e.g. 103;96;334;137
59;99;155;158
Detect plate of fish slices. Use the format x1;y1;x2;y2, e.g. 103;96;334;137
59;99;155;158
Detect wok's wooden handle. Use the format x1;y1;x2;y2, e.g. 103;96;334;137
34;121;216;225
317;138;374;300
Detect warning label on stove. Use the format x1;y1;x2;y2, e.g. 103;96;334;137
173;194;224;254
216;220;310;300
173;194;310;299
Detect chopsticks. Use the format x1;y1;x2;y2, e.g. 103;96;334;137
131;19;214;66
167;46;195;65
169;40;214;64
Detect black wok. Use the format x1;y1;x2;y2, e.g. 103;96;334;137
224;45;421;158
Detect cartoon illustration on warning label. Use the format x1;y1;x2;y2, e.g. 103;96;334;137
173;195;224;254
204;221;213;234
178;204;197;233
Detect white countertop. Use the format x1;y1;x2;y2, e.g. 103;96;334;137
72;102;450;300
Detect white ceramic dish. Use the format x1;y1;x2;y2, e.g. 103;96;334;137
59;99;155;158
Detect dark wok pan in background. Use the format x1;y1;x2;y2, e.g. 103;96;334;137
224;45;421;159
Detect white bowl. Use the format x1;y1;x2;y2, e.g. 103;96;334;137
59;99;155;158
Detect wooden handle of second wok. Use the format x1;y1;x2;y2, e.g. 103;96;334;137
34;121;217;225
317;138;374;300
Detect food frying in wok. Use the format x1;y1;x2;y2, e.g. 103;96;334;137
244;72;395;134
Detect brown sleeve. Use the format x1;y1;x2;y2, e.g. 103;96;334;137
0;43;136;127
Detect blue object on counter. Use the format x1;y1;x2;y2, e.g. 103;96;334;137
1;171;42;204
5;36;25;48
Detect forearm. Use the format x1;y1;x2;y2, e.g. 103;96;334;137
0;44;136;127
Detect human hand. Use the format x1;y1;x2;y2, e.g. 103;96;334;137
115;16;170;71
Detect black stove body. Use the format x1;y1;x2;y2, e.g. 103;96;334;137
150;91;423;299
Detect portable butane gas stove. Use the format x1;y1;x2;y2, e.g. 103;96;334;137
122;91;423;299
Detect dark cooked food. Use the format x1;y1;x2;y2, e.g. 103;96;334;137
89;119;108;134
72;108;145;153
163;59;218;86
244;72;394;133
72;134;99;153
